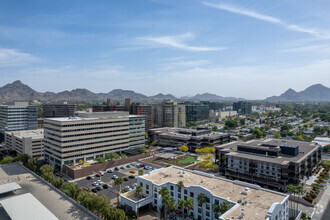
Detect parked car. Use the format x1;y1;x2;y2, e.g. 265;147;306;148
132;183;138;188
92;182;99;186
130;162;137;166
125;186;131;191
97;180;103;185
128;175;135;179
95;173;101;177
138;164;145;168
126;164;131;168
98;171;104;176
123;177;129;181
86;176;93;180
102;184;109;189
120;166;125;169
106;168;114;173
91;188;98;193
111;175;118;180
114;167;120;171
96;186;103;191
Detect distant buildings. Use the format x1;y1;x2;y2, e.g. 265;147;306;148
252;105;281;114
0;102;38;135
42;103;76;118
209;110;237;122
44;111;145;169
153;99;186;128
185;102;209;122
148;127;230;150
5;129;44;157
93;98;153;131
233;101;252;115
201;101;224;111
121;166;290;220
215;139;321;192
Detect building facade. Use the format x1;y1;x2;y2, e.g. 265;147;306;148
233;101;252;115
185;103;209;122
153;100;186;128
121;166;289;220
215;139;322;192
209;110;237;122
5;129;44;157
43;112;145;169
0;102;38;135
148;127;230;150
42;103;76;118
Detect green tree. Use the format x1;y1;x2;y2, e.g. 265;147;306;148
225;120;238;129
168;198;177;219
197;193;206;219
40;164;55;184
138;169;144;175
323;145;330;153
184;198;194;220
54;178;65;189
177;181;184;191
0;157;13;164
239;118;245;125
27;158;38;173
211;125;218;131
105;152;120;160
140;147;149;154
159;187;171;220
252;128;263;139
219;201;232;214
178;199;185;219
62;182;81;200
273;132;281;139
213;203;221;218
114;177;124;207
135;185;142;196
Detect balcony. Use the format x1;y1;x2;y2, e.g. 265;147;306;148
120;190;153;212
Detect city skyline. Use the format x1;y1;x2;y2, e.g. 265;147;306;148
1;0;330;99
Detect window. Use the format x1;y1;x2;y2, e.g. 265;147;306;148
215;199;219;205
146;190;149;194
154;199;157;205
206;211;210;217
170;185;174;190
206;197;210;203
178;193;181;199
198;208;202;213
184;196;187;200
190;192;194;198
154;187;158;192
184;189;187;194
171;192;174;196
146;185;149;190
206;204;210;210
140;183;143;187
154;193;157;198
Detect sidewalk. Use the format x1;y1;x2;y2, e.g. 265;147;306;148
312;183;330;220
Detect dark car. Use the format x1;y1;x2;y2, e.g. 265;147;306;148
114;167;120;171
128;175;135;179
96;186;103;191
124;177;129;181
91;188;98;193
138;164;145;168
126;164;131;168
102;184;109;189
95;173;101;177
86;176;92;180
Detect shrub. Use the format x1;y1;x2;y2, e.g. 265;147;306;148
0;157;13;164
303;196;313;203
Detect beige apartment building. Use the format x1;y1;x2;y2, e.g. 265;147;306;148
43;112;145;169
5;129;44;157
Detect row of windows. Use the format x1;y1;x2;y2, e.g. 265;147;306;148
45;120;128;128
45;124;128;133
45;129;129;139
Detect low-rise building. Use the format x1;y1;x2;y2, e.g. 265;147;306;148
148;127;230;150
209;110;237;122
215;139;321;192
121;166;290;220
44;111;145;169
5;129;44;157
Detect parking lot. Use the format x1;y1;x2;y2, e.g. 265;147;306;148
75;162;159;201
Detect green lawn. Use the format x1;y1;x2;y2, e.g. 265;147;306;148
177;155;196;165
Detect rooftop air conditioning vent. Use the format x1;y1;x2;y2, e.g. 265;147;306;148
241;187;250;195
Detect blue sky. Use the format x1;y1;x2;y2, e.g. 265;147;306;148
0;0;329;99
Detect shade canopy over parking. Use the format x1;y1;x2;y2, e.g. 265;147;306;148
0;193;59;220
0;182;21;195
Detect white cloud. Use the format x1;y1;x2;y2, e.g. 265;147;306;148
203;2;330;39
137;32;226;51
0;48;38;67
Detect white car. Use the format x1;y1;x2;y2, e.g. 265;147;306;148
98;171;104;176
106;168;114;173
97;180;103;184
131;183;138;188
125;186;132;191
92;182;99;186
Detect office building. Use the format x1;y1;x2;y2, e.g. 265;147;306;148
5;129;44;157
148;127;230;150
201;101;224;111
121;166;290;220
233;101;252;115
153;99;186;128
93;99;153;131
215;139;321;192
42;103;76;118
209;110;237;122
43;111;145;169
0;102;38;135
185;103;209;122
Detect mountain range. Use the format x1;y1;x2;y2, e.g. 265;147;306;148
0;80;329;102
266;84;330;102
0;80;244;102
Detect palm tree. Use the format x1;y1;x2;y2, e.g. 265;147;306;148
135;185;142;196
287;184;296;218
294;185;304;217
178;199;185;219
197;193;206;219
114;177;124;207
168;198;178;219
219;201;231;214
138;169;144;175
177;181;184;192
184;198;194;220
213;203;221;219
159;187;171;220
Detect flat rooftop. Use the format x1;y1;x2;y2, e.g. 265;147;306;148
0;163;94;220
142;166;287;220
6;129;44;139
217;139;320;164
150;127;229;139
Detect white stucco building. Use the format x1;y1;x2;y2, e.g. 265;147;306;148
121;166;290;220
